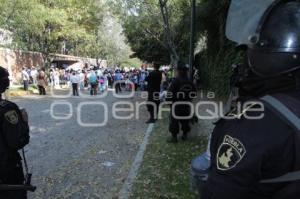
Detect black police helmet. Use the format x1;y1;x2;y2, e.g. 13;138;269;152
248;1;300;77
0;66;9;93
176;61;189;72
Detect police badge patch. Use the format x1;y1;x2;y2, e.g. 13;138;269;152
217;135;246;171
4;110;19;125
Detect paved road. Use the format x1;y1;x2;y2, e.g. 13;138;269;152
12;90;148;199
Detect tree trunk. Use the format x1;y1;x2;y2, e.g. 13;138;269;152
170;54;179;69
42;53;52;69
159;0;180;67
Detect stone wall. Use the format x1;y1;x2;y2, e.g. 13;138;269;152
0;48;107;84
0;48;44;83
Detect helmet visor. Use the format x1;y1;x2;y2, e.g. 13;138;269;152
226;0;276;45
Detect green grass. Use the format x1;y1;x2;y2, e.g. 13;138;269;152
130;115;208;199
8;85;39;97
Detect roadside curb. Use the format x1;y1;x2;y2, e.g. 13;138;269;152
118;123;155;199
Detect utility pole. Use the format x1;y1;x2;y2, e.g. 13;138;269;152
189;0;196;80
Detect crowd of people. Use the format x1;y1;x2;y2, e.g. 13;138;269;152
20;65;176;97
63;67;154;96
21;67;48;95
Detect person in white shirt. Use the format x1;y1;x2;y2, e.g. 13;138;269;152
79;71;85;90
70;71;80;96
54;68;60;88
30;66;38;85
21;67;30;91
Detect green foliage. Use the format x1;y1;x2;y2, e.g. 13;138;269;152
0;0;136;66
0;0;243;95
120;58;142;68
113;0;193;65
195;0;243;96
111;0;241;96
197;45;244;96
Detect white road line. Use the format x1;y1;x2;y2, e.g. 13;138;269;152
118;123;155;199
41;109;50;113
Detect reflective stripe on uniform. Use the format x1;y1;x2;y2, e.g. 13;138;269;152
261;95;300;131
260;95;300;183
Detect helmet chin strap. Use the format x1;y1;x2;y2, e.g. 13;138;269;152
236;61;300;97
247;57;300;78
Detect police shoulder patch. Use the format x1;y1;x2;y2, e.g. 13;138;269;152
217;135;246;171
4;110;19;125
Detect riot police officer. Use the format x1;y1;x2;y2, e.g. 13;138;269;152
201;1;300;198
166;63;196;143
0;66;30;199
145;63;162;124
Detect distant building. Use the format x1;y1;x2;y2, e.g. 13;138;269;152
0;29;12;46
0;48;107;84
50;53;107;69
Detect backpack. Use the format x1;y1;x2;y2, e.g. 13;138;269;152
89;74;97;84
99;78;104;84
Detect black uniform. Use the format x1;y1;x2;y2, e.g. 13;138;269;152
167;77;196;136
202;90;300;199
198;1;300;198
146;69;162;121
0;99;30;199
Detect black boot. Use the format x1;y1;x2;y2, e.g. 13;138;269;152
181;132;188;141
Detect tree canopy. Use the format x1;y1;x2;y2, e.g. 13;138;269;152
110;0;242;95
0;0;137;66
108;0;193;66
1;0;243;95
